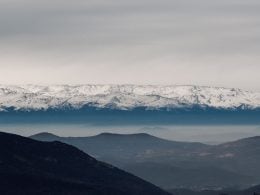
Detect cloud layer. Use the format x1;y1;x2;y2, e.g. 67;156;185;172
0;0;260;90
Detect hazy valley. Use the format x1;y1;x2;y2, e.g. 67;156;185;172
30;131;260;192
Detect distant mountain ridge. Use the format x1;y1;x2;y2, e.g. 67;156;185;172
1;84;260;112
30;132;208;164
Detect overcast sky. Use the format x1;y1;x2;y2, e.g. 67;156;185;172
0;0;260;90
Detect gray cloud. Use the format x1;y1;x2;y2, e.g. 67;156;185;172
0;0;260;90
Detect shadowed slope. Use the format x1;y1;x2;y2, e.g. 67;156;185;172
0;132;170;195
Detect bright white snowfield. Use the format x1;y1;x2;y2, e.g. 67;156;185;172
0;85;260;111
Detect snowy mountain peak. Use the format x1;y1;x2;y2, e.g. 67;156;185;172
0;84;260;111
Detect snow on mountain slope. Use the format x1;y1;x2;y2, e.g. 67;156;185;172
0;84;260;111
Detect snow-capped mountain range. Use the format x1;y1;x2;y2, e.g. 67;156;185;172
0;84;260;112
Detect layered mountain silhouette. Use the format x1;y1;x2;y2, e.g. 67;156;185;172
30;132;207;165
0;132;170;195
31;132;260;190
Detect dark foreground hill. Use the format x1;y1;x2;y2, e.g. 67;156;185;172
0;132;170;195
